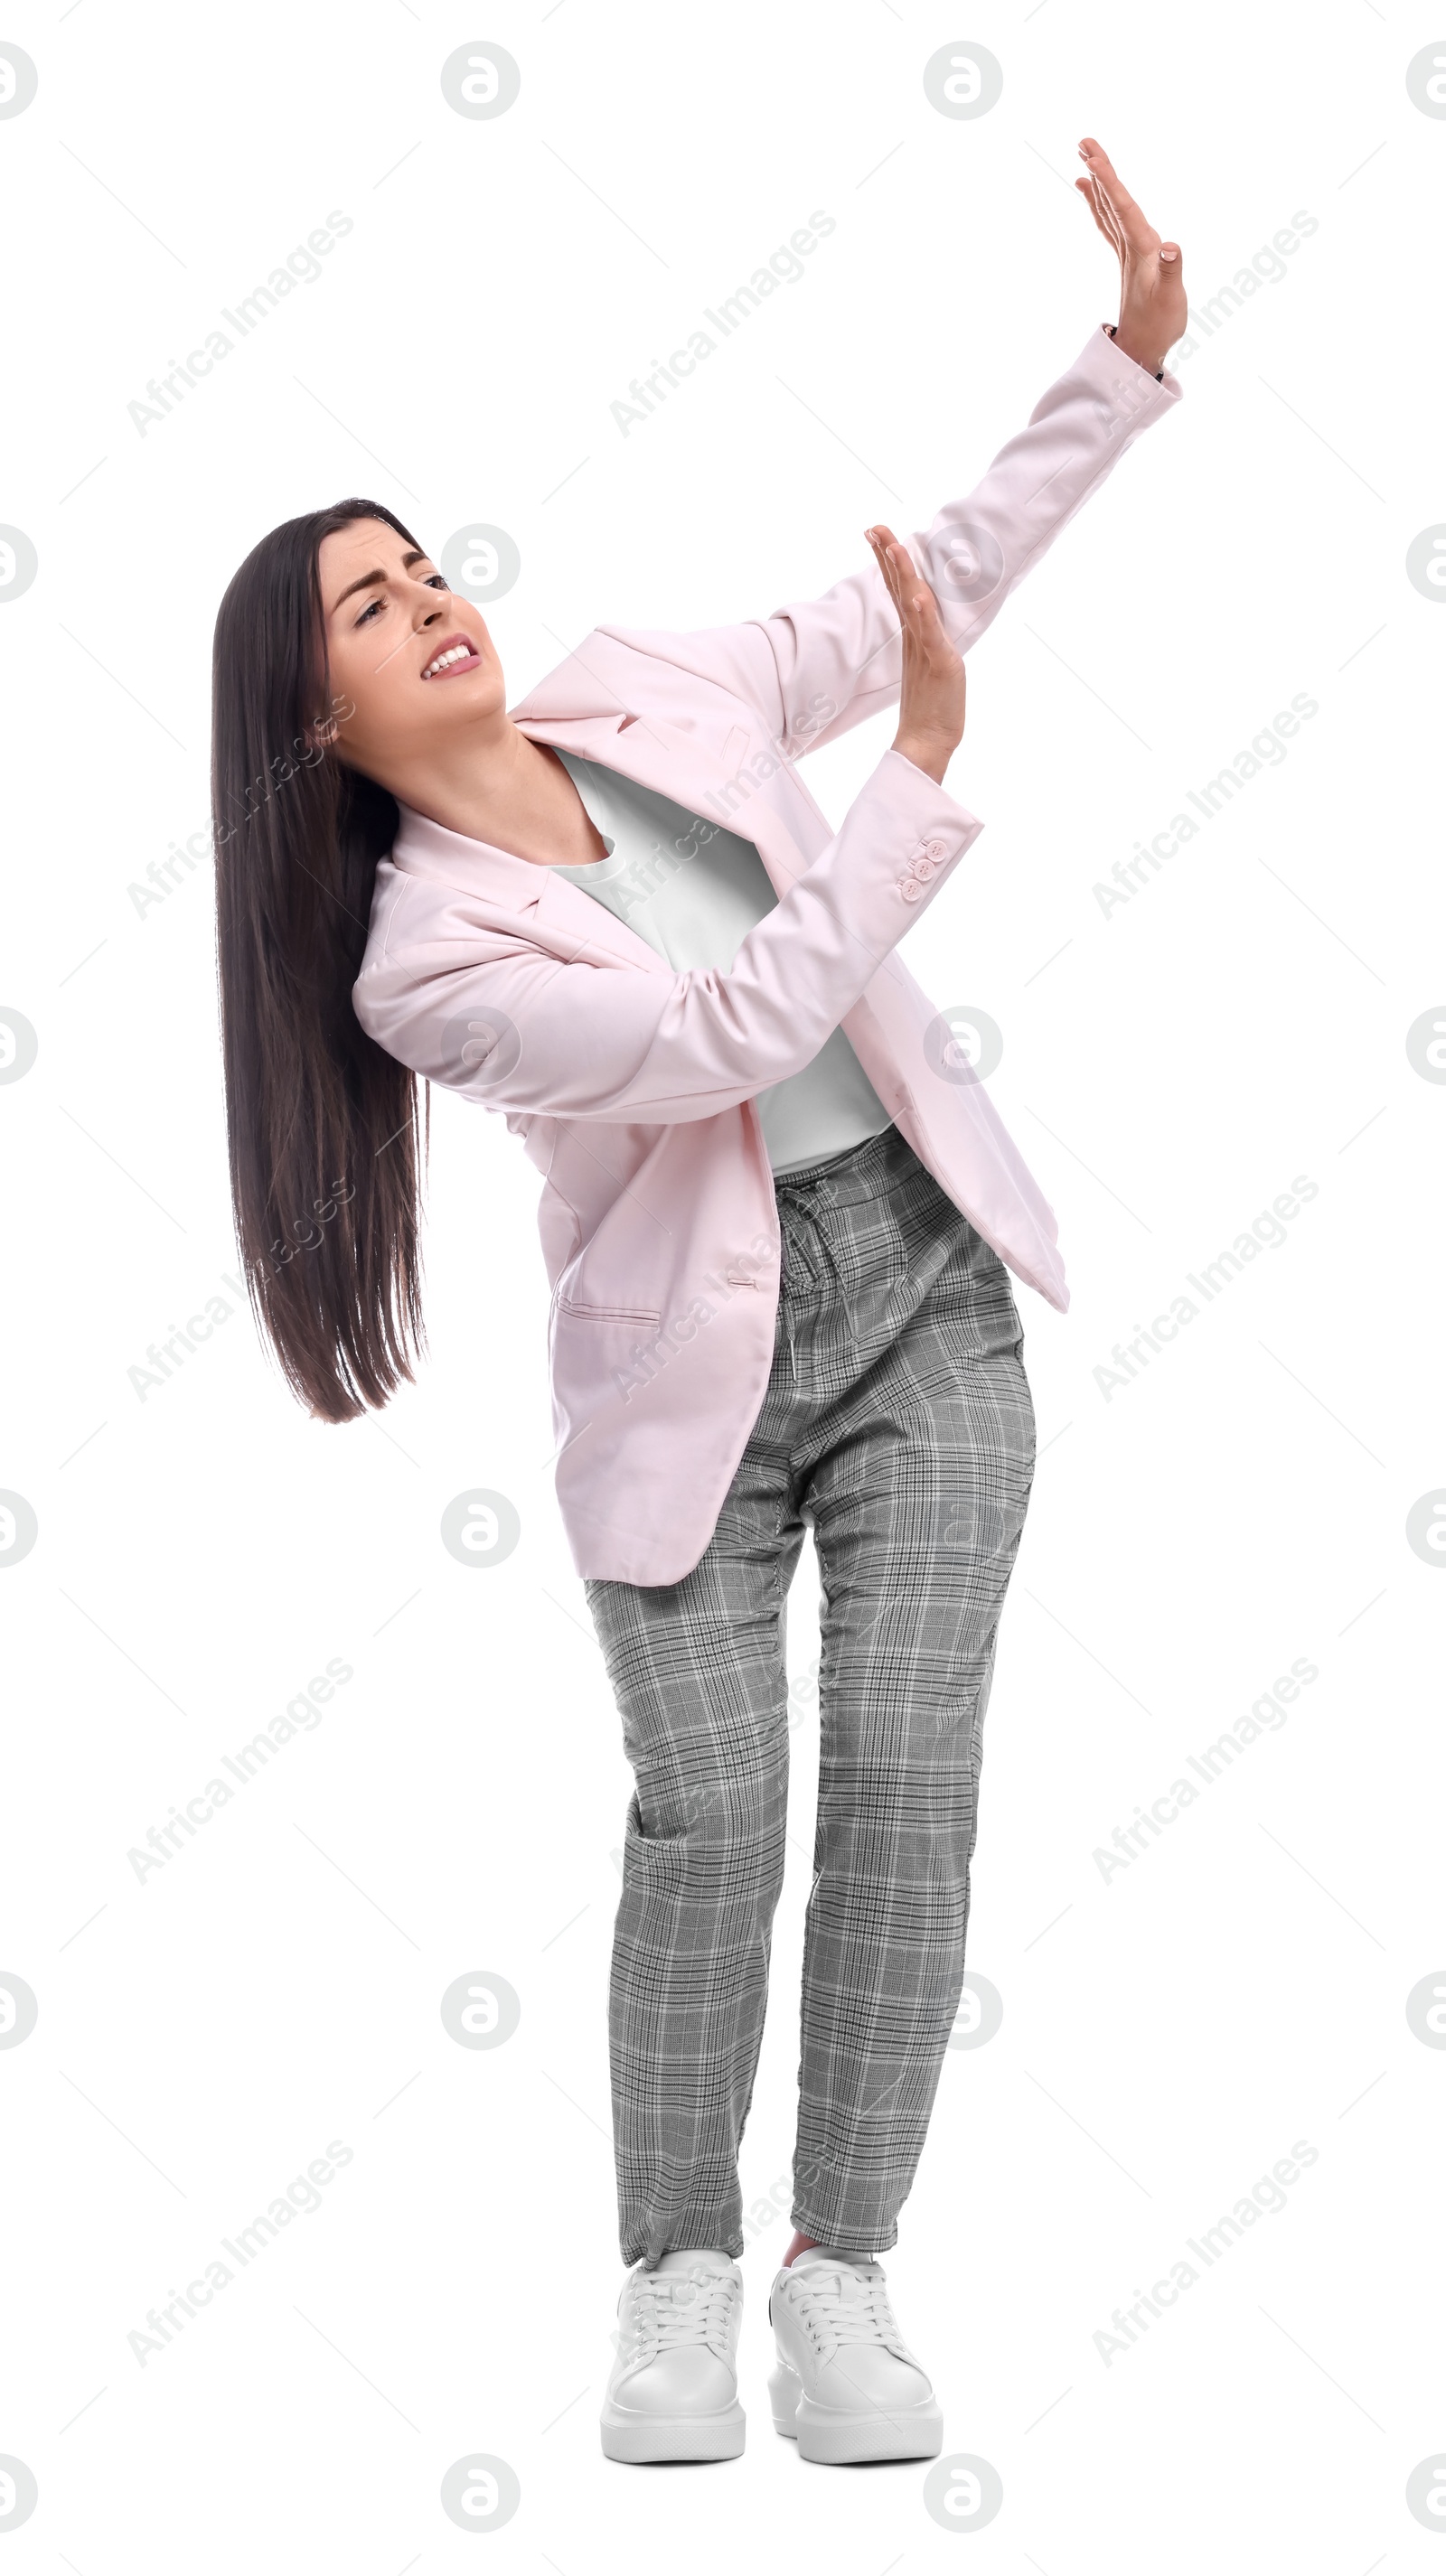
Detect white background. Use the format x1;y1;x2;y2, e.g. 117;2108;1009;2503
2;1;1443;2567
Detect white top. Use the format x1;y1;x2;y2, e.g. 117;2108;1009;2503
549;752;893;1176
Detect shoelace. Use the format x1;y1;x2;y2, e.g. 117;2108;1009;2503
784;2263;903;2352
630;2266;738;2354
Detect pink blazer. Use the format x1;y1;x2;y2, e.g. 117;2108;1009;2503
353;325;1181;1584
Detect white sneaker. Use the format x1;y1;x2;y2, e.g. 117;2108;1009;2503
600;2248;746;2463
768;2247;944;2464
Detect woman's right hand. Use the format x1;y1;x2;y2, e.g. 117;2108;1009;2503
866;523;967;787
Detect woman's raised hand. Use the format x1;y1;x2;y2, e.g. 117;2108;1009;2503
866;524;966;789
1075;138;1186;379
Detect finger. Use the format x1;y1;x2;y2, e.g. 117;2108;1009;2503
864;526;893;598
1077;139;1157;253
1085;165;1126;257
882;533;918;602
884;542;948;650
906;605;950;674
865;522;897;586
1084;163;1126;258
1078;137;1136;212
1075;173;1122;256
869;525;914;620
891;545;937;642
887;545;935;625
865;530;901;623
906;579;954;658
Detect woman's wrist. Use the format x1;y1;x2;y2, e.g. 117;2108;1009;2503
891;731;956;787
1109;321;1169;379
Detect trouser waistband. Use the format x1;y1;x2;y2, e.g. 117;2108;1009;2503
771;1119;915;1208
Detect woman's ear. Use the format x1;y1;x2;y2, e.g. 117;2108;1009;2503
305;690;356;754
301;689;359;770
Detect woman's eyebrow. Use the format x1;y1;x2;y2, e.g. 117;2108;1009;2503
329;549;431;614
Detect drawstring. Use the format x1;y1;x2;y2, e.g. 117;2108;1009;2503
778;1201;811;1382
775;1176;844;1387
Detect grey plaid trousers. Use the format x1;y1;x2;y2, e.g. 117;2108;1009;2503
583;1120;1037;2268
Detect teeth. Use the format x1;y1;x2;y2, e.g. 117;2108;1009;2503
423;643;475;679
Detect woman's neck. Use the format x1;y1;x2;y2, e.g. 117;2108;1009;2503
390;722;609;867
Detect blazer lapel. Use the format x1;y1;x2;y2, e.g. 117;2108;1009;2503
512;706;819;910
391;692;858;981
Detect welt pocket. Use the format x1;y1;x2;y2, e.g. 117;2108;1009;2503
556;1296;662;1326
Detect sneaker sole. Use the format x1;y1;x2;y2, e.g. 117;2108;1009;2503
600;2401;746;2464
768;2359;943;2465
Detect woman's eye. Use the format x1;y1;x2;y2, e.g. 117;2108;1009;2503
356;598;383;625
424;573;446;591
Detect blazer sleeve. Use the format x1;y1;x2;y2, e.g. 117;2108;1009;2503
353;748;979;1125
599;323;1182;758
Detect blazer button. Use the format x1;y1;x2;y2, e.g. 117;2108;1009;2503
900;877;923;903
925;838;947;860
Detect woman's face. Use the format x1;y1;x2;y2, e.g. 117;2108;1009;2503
316;517;506;787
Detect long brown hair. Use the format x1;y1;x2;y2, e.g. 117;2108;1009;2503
211;499;427;1421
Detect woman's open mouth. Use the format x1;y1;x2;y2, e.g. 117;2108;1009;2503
420;633;484;681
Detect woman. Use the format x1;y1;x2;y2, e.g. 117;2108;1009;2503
212;141;1184;2468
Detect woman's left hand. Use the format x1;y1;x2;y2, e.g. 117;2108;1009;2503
1075;138;1187;379
866;525;967;787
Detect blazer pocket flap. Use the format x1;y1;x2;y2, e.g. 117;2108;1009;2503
556;1296;662;1326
